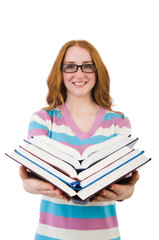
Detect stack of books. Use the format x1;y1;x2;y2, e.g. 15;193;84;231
5;135;151;203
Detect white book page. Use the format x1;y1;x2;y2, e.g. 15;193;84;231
80;149;142;187
17;148;74;184
22;144;77;178
77;146;132;180
81;136;137;168
35;135;82;159
32;134;127;159
26;138;80;168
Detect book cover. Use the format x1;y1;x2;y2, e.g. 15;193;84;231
5;135;151;203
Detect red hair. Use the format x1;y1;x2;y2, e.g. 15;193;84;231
44;40;123;116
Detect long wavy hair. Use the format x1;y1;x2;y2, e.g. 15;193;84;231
44;40;123;116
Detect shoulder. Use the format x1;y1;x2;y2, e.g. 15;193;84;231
31;105;62;121
103;110;126;120
102;109;131;135
28;106;61;139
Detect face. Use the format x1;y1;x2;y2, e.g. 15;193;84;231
62;46;96;99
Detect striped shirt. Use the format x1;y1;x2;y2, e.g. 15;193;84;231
28;104;131;240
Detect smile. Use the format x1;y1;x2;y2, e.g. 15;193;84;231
73;82;87;86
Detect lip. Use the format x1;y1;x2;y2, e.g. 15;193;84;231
72;81;87;86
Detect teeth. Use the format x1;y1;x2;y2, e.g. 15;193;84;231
73;82;86;86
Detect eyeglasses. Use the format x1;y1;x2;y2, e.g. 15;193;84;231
61;64;97;73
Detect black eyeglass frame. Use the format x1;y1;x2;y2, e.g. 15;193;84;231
61;64;97;73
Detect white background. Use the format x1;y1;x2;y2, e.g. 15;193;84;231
0;0;158;239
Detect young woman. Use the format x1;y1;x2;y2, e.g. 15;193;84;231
19;40;139;240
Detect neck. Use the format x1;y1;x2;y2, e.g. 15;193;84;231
65;95;99;115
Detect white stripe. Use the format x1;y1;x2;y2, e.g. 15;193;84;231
32;114;75;136
32;114;52;131
37;223;120;240
52;123;75;136
94;125;130;137
41;195;116;207
93;125;116;136
114;126;131;135
32;113;130;137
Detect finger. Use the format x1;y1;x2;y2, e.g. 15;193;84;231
52;188;63;195
108;184;124;195
19;166;29;179
91;195;112;202
42;189;61;197
129;170;140;185
108;180;136;199
91;189;117;202
60;194;70;201
100;189;117;200
53;189;70;201
56;192;70;201
42;189;70;201
34;180;56;192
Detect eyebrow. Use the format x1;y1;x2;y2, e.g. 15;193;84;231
63;61;94;64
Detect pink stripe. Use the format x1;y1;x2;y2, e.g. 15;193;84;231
35;110;52;122
35;108;63;124
40;212;118;230
28;129;48;139
89;107;106;135
35;109;69;126
115;117;131;128
103;119;117;128
54;117;69;126
103;117;131;129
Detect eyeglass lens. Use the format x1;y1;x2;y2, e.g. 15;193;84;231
62;64;96;73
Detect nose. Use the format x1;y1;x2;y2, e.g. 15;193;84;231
75;66;84;75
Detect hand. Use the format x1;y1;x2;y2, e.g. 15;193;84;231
90;170;139;202
19;166;70;201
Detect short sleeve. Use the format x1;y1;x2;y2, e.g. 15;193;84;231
114;116;131;136
28;109;52;139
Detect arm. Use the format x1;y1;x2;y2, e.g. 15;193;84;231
19;110;70;201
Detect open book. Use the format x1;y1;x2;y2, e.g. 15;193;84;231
5;135;151;203
6;149;150;202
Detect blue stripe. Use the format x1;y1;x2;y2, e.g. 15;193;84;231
110;238;121;240
35;233;61;240
46;109;63;118
103;112;127;121
40;200;117;219
29;121;49;133
51;132;117;145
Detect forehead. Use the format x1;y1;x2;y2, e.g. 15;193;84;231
63;46;93;63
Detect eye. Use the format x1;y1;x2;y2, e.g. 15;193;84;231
65;64;76;69
82;64;96;72
84;64;92;69
62;64;77;72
